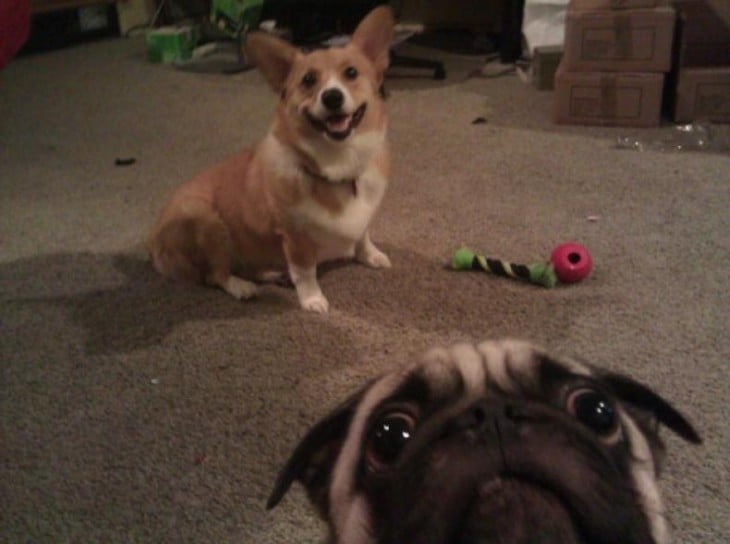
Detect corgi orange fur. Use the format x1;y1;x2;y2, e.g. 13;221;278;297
148;7;395;313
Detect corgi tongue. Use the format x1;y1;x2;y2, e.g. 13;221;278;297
326;114;351;133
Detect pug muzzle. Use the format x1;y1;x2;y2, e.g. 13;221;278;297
267;340;701;544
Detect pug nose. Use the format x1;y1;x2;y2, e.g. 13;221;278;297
321;88;344;111
457;400;543;434
455;401;492;434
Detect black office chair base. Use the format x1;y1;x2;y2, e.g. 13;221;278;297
391;51;447;80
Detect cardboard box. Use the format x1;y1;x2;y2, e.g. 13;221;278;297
516;46;563;90
672;0;730;67
674;66;730;122
671;0;730;27
116;0;156;36
562;6;676;72
553;64;665;126
533;45;564;90
570;0;663;10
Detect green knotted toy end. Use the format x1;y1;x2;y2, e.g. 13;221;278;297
452;248;476;270
528;262;558;288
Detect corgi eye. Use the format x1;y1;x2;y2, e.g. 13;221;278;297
301;71;317;89
344;66;358;80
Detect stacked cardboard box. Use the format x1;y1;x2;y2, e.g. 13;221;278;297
553;0;676;126
670;0;730;123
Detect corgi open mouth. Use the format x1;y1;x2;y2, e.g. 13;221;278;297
305;103;367;141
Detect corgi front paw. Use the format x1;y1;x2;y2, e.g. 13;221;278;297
363;249;391;269
356;234;392;269
300;293;330;313
358;246;392;269
289;263;329;313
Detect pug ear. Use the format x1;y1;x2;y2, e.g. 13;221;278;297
603;372;702;444
266;383;371;515
244;32;301;93
350;5;395;79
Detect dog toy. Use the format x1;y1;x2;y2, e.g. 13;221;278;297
451;242;593;288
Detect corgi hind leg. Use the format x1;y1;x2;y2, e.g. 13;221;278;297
216;275;258;300
257;270;291;286
197;215;257;300
149;204;257;300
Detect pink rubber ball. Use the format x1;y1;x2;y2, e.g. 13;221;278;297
550;242;593;283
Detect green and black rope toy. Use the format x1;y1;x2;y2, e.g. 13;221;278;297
451;243;593;288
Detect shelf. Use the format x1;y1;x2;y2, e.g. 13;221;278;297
32;0;115;15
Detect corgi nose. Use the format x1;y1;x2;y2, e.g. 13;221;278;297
321;88;344;111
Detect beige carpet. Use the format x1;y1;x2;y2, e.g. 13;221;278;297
1;37;728;543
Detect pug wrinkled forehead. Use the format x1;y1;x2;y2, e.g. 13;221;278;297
267;340;701;544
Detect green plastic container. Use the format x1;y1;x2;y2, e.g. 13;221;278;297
146;26;199;64
210;0;264;36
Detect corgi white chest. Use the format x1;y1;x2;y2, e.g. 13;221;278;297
264;131;388;259
295;162;387;255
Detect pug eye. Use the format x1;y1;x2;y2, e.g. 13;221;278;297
365;412;415;472
566;388;621;441
344;66;358;80
301;71;317;89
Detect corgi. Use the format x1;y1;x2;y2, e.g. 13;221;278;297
148;7;395;313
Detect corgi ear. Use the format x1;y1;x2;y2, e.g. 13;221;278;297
245;32;300;93
351;5;395;79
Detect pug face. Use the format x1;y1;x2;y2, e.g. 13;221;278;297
267;340;701;544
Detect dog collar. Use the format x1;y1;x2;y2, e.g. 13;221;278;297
300;163;358;197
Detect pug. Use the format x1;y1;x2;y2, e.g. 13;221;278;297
267;340;701;544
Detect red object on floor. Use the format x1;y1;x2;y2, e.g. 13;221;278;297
550;242;593;284
0;0;31;69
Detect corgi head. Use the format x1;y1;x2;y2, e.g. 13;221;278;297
245;6;394;147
